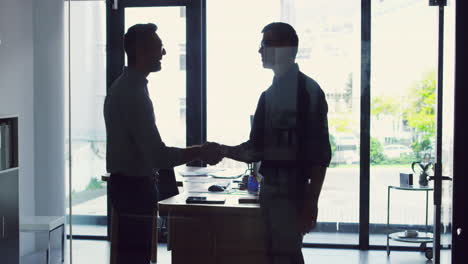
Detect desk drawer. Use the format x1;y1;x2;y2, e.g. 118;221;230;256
214;216;266;251
168;214;215;250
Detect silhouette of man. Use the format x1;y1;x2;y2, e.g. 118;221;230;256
104;23;221;264
217;22;331;264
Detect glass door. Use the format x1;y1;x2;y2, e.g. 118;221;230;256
433;0;456;263
370;0;438;249
370;2;455;263
65;0;108;238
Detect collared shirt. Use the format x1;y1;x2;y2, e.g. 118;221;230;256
104;67;182;177
233;63;332;168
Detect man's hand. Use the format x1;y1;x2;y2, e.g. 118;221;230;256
200;142;224;165
299;166;326;235
299;204;318;235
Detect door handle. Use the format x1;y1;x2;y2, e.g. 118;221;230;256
427;176;452;181
2;216;4;238
457;228;462;236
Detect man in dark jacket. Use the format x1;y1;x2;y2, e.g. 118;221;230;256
218;22;331;264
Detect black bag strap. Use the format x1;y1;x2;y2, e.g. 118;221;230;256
296;72;309;182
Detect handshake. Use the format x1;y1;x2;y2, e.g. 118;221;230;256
199;142;226;165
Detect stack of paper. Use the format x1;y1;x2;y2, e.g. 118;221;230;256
178;166;225;177
209;168;246;178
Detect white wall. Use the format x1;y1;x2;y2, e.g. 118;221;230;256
0;0;36;256
1;0;65;257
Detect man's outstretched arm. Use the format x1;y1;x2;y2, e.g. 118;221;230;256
121;91;223;168
218;92;266;163
217;143;261;163
178;142;223;166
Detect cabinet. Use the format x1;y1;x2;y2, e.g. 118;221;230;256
0;116;19;264
0;168;19;264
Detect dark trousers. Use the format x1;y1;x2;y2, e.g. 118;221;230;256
260;191;305;264
109;174;158;264
259;167;305;264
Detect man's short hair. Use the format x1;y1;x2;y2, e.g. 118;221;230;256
261;22;299;57
124;23;158;61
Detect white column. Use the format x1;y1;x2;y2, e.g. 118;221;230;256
0;0;36;256
33;0;65;217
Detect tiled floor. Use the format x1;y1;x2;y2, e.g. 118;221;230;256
21;240;451;264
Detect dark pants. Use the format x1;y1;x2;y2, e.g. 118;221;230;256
109;174;158;264
259;168;305;264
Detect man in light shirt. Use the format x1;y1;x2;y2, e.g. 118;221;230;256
217;22;331;264
104;23;221;264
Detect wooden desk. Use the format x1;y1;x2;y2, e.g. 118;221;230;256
159;191;268;264
103;167;257;264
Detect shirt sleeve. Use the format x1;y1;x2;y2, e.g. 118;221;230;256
309;88;332;167
119;90;182;169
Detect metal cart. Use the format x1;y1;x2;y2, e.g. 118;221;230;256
386;185;434;260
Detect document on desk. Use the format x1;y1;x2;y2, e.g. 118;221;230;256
178;166;225;177
208;168;246;179
183;178;231;193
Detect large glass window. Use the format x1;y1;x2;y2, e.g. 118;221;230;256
370;0;438;246
84;0;456;257
207;0;277;171
65;2;187;239
207;0;361;245
125;7;187;149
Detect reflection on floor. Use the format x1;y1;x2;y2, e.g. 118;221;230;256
21;240;451;264
67;224;107;237
68;224;450;249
